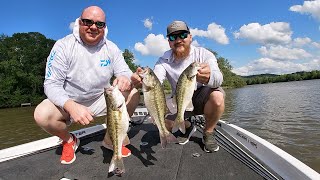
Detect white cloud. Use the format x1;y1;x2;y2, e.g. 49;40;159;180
69;22;75;31
191;40;200;47
134;34;169;56
293;37;312;47
290;0;320;20
143;18;153;30
292;37;320;49
233;22;292;45
311;41;320;48
258;45;312;60
232;58;320;76
190;23;229;45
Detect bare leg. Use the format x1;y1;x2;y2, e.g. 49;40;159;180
34;99;72;142
203;91;225;133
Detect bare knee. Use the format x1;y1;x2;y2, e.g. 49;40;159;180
34;99;65;127
34;100;49;125
209;91;225;108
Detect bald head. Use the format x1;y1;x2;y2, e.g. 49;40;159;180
79;6;106;46
81;6;106;21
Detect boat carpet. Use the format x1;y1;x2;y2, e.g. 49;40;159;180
0;123;263;180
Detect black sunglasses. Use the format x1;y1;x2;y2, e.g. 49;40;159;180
81;18;106;29
168;32;189;41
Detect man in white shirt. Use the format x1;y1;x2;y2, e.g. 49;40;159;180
34;6;138;164
132;20;225;153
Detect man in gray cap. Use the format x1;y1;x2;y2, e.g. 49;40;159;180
132;20;225;153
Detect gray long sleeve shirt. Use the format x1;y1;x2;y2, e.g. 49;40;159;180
44;18;132;109
153;45;223;97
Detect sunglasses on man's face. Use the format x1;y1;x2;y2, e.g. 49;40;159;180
168;32;189;41
81;19;106;29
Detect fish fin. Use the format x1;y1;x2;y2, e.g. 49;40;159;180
187;75;195;80
109;157;125;175
116;102;126;112
185;100;194;111
160;131;178;148
160;135;168;149
123;135;130;146
172;119;186;134
143;85;152;92
102;139;113;150
103;131;113;148
144;82;156;92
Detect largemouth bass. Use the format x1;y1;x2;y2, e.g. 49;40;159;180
104;85;129;175
173;62;200;134
139;67;178;148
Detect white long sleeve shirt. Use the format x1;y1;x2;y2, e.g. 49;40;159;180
44;18;132;108
153;45;223;97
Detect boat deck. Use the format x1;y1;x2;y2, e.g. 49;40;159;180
0;122;265;180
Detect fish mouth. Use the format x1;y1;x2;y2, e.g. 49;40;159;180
138;67;149;78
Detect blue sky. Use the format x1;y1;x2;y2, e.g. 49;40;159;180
2;0;320;76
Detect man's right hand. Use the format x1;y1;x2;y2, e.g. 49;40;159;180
63;99;94;125
130;67;144;89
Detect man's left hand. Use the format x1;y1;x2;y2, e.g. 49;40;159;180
197;63;210;84
113;76;132;92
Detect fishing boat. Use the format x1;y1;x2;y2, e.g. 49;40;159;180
0;106;319;180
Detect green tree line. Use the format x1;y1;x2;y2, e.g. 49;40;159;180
1;32;318;108
244;71;320;85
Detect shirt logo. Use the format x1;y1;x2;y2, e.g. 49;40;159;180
100;59;111;67
46;51;56;78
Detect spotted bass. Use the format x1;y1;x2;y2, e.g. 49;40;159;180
173;62;200;134
139;67;178;148
104;85;129;175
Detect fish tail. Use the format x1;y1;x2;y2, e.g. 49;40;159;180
160;132;178;148
160;135;168;149
172;118;186;134
108;156;125;175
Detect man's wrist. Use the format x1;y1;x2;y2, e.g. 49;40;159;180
63;99;74;114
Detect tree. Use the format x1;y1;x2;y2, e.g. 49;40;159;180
0;32;55;107
207;49;246;88
123;49;138;72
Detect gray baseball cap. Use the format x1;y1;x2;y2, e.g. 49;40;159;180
166;20;190;36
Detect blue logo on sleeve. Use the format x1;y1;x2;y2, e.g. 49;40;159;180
46;51;56;78
100;59;111;67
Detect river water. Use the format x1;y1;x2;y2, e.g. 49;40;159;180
0;79;319;173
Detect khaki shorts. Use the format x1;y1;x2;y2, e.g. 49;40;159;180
166;86;225;120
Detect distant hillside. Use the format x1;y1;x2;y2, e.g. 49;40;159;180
242;71;320;85
241;74;279;79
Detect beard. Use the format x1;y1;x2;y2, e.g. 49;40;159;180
173;43;190;60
